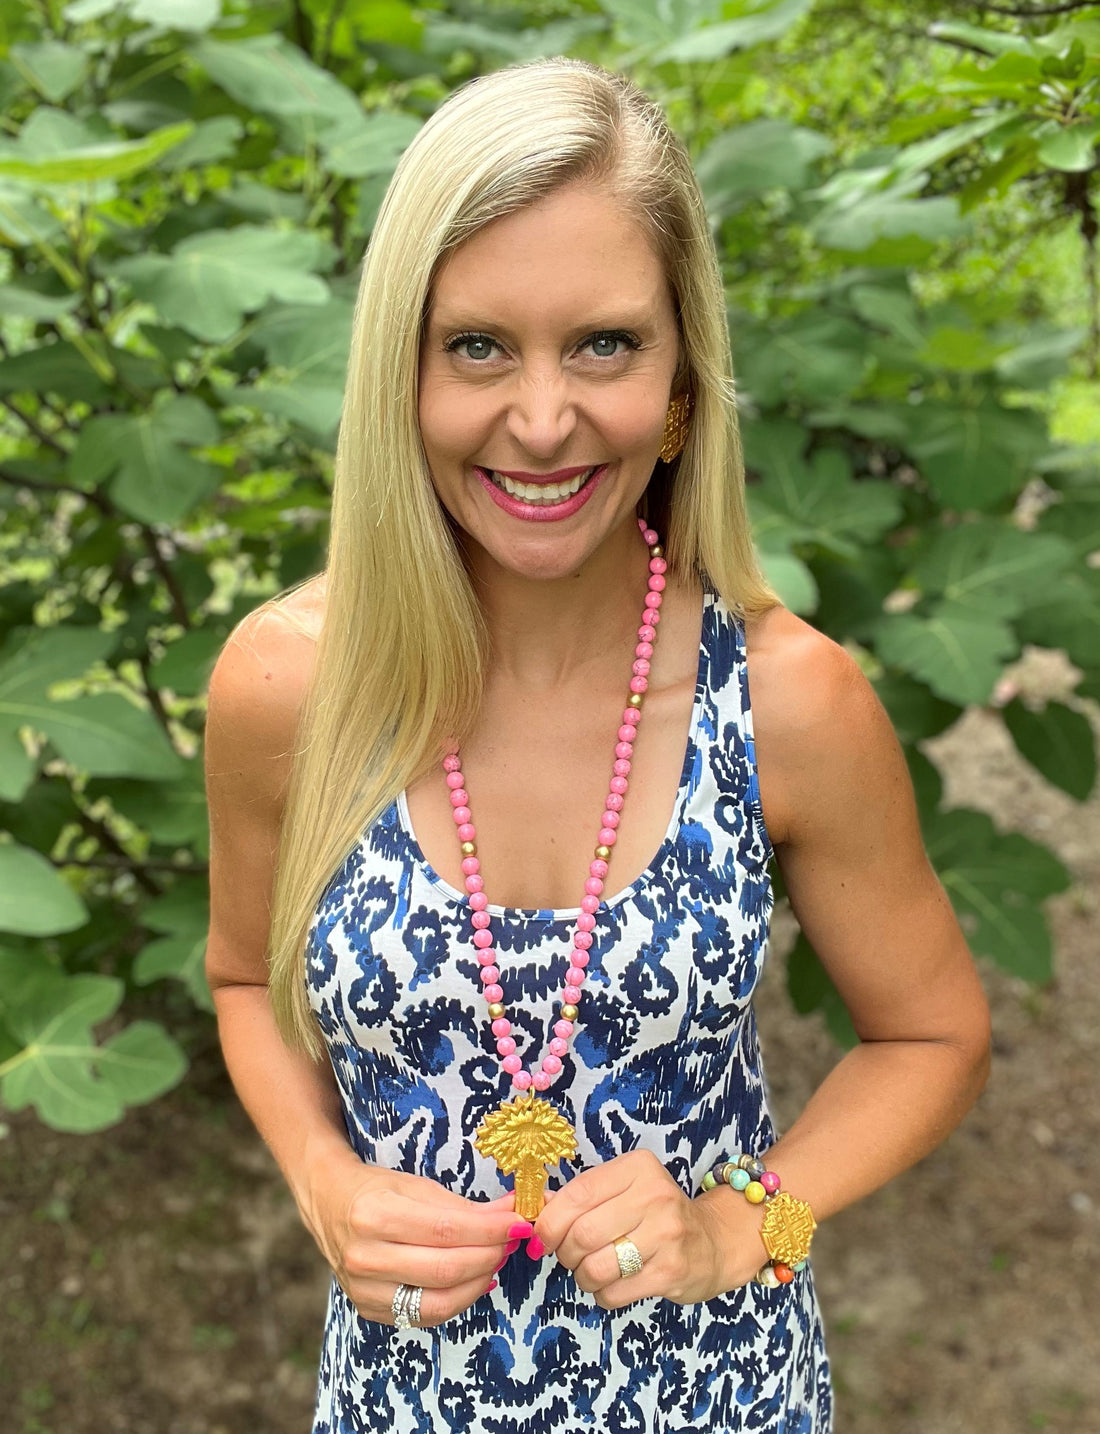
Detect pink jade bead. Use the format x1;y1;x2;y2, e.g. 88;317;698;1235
532;1072;550;1091
554;1019;574;1039
646;590;663;607
465;874;483;893
483;984;503;1003
629;676;647;695
590;858;609;879
632;659;649;678
477;948;496;966
613;759;631;777
452;806;471;825
577;912;596;932
642;527;658;545
462;858;481;877
469;891;488;910
471;910;491;929
648;574;666;592
581;894;600;914
446;771;465;789
443;754;461;772
492;1018;511;1037
514;1071;533;1090
602;811;620;829
449;788;467;806
615;742;633;760
496;1037;516;1056
564;984;582;1004
618;724;636;743
605;793;624;812
573;931;593;950
473;929;493;949
635;642;653;660
638;624;656;642
622;708;641;726
570;949;589;968
649;556;667;574
479;966;500;985
644;601;661;619
542;1055;562;1075
458;823;476;842
549;1037;568;1057
585;877;604;896
599;827;617;846
609;776;628;795
502;1055;522;1075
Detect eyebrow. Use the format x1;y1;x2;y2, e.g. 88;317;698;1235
429;309;659;335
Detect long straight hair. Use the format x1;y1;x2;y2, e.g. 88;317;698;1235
259;57;778;1056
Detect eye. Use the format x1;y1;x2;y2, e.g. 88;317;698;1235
583;330;641;359
445;332;499;362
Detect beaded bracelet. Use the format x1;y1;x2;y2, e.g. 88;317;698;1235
701;1153;817;1289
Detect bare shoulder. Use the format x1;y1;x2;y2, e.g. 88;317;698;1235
742;603;899;849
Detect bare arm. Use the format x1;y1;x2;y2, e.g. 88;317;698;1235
696;610;991;1273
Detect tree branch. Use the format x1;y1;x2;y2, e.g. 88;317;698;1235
0;396;71;455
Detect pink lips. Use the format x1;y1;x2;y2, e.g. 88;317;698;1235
474;465;606;523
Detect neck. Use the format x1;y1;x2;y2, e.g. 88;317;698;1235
461;520;653;688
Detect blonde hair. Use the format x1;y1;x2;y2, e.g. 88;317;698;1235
261;56;779;1056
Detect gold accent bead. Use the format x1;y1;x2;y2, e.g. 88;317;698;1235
460;841;477;856
488;1002;505;1019
561;1003;579;1021
595;844;611;860
628;692;643;708
650;545;663;559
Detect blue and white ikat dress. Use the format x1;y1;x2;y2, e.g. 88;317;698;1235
304;583;833;1433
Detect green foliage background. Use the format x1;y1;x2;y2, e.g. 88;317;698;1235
1;0;1098;1132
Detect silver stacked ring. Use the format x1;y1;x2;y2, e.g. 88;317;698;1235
613;1237;644;1279
392;1283;423;1330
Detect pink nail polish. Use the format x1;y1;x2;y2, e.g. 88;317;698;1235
527;1234;545;1260
493;1254;508;1272
485;1278;499;1293
508;1221;534;1240
505;1239;521;1255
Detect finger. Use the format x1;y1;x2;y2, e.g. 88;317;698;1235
348;1265;500;1329
353;1183;533;1250
548;1188;644;1275
532;1156;643;1252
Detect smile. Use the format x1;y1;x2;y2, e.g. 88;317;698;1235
484;466;600;505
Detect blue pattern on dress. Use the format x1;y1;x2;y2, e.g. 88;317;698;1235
305;584;833;1431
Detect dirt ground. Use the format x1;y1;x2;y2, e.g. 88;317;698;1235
2;658;1097;1434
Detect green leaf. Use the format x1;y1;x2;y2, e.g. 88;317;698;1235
155;115;243;171
756;547;818;614
925;21;1037;57
0;625;187;783
321;108;421;180
0;122;194;184
69;395;222;523
128;0;222;30
696;119;832;217
133;934;213;1010
1002;698;1096;801
733;312;871;405
110;226;330;342
0;284;80;320
925;807;1070;982
1016;571;1100;668
0;844;88;937
901;397;1052;510
911;522;1074;619
8;41;89;102
597;0;720;50
874;602;1017;705
654;0;816;62
1037;119;1100;173
814;193;965;254
0;340;110;403
786;932;858;1048
872;672;961;745
0;971;185;1132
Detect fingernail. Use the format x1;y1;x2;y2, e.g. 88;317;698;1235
485;1278;499;1294
505;1239;521;1255
508;1221;534;1240
527;1234;545;1260
493;1254;508;1272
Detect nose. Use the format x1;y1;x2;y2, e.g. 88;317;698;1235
504;369;578;459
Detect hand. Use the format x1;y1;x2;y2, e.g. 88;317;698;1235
302;1152;532;1327
530;1149;767;1309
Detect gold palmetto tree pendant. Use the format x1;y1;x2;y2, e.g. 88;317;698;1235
474;1091;578;1219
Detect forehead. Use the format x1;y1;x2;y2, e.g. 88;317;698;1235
427;182;672;325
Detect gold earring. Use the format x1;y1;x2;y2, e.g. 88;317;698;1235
659;392;694;462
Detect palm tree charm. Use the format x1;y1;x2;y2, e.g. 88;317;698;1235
474;1092;578;1219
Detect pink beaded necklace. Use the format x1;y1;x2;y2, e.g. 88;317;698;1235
445;517;668;1219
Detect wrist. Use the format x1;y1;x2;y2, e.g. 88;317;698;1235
694;1184;769;1293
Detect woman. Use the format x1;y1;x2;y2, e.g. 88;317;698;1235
203;57;991;1433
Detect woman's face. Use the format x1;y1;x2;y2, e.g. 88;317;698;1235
418;180;682;581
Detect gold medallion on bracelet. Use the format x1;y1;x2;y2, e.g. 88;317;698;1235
759;1192;817;1267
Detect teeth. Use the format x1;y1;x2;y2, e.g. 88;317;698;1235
489;467;598;504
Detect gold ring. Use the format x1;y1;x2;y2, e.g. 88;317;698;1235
613;1236;643;1279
